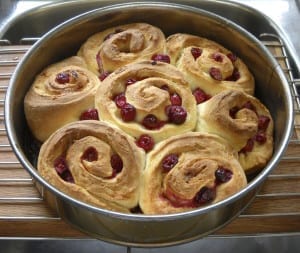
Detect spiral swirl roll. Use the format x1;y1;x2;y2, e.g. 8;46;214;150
139;132;247;214
166;33;255;98
77;23;166;78
196;90;274;174
95;61;197;145
37;120;145;213
24;56;100;142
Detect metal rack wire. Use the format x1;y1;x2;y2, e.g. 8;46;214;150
0;33;299;237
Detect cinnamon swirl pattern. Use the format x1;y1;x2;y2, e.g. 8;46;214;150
95;61;197;148
77;23;167;80
38;120;145;213
24;56;100;142
140;132;247;214
166;33;255;99
196;90;274;174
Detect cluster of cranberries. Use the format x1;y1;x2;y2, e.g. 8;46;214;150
55;70;80;85
54;147;124;182
230;101;271;153
114;81;188;126
112;78;189;152
161;153;233;207
190;47;241;82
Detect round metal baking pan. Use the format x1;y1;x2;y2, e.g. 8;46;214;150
5;1;293;247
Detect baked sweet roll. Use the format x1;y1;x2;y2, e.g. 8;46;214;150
77;23;168;80
37;120;145;213
95;61;197;151
139;132;247;214
196;90;274;174
166;33;255;102
24;56;100;142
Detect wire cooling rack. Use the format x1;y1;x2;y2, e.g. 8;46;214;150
0;33;300;238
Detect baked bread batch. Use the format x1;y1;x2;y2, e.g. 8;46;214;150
24;23;274;214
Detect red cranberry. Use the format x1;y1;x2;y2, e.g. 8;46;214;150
114;93;127;108
126;78;138;85
258;115;270;131
110;153;123;175
80;108;99;120
255;132;267;144
166;105;187;124
162;153;178;172
81;147;98;162
136;134;155;152
99;71;110;81
170;93;182;106
239;138;255;153
55;72;70;84
120;103;136;122
215;167;233;183
227;53;237;62
142;114;164;130
192;88;211;104
194;186;216;205
191;47;202;60
212;52;224;62
151;54;170;63
209;67;222;81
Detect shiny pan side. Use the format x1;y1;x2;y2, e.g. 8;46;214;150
5;2;293;247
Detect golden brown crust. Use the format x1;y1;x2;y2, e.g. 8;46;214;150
166;33;255;96
24;56;100;142
95;60;197;143
38;120;145;212
196;90;274;174
139;132;247;214
77;23;166;76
